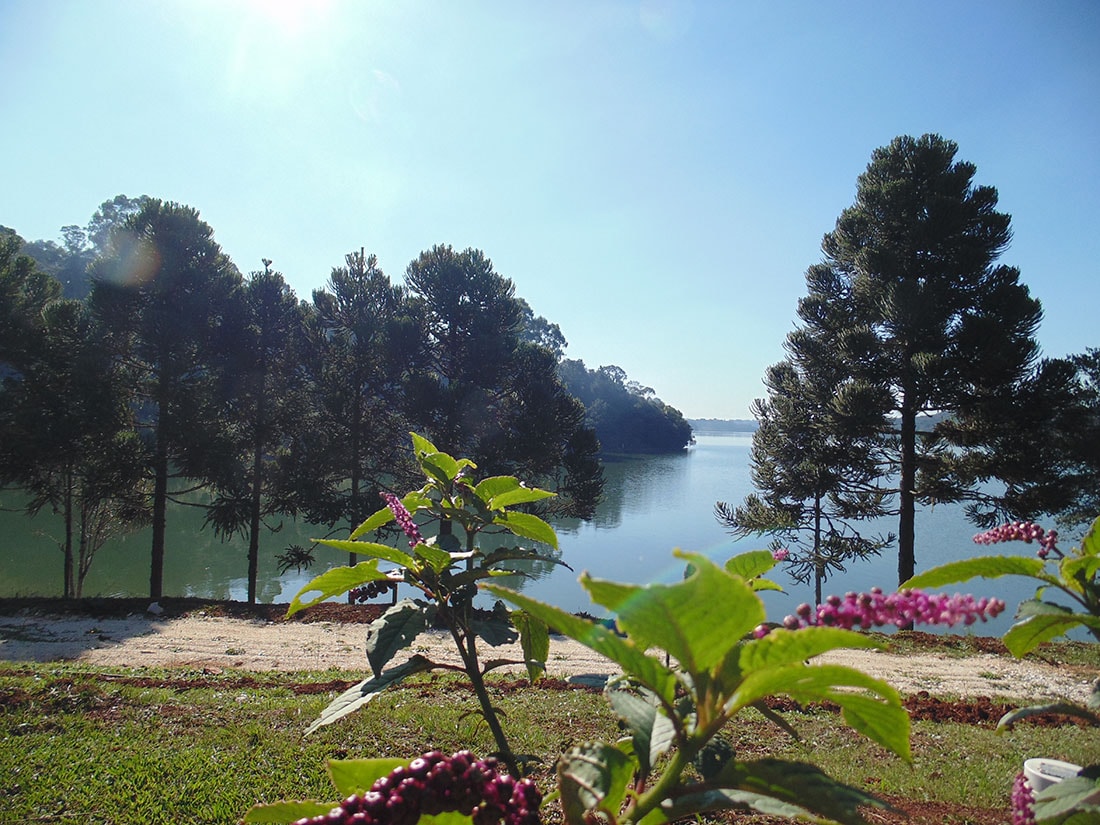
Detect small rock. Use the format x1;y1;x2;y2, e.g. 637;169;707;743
147;602;164;615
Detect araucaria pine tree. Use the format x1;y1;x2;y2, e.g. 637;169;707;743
815;134;1043;585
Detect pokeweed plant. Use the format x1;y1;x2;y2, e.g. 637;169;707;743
906;514;1100;825
285;432;563;776
482;549;915;825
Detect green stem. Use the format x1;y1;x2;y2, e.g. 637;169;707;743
442;610;518;777
626;745;695;824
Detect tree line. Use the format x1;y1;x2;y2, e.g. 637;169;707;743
718;134;1099;604
1;198;693;602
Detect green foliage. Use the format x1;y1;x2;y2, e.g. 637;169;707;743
906;515;1100;822
289;433;564;775
485;549;909;824
558;358;693;454
804;133;1044;585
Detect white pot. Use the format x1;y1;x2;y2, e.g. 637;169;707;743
1023;758;1083;793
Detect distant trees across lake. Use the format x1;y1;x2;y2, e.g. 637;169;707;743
1;200;695;601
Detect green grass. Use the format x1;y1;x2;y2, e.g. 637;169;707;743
1;661;1098;824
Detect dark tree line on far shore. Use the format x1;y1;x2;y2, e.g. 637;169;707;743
0;198;692;602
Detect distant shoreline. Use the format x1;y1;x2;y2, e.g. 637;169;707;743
686;418;758;435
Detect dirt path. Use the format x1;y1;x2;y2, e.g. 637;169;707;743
0;610;1093;703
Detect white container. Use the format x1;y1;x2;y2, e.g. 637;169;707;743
1024;758;1082;793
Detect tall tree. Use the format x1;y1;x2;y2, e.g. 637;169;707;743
89;200;241;600
404;245;603;516
0;299;148;597
718;262;893;602
819;134;1043;585
295;250;420;536
204;261;310;603
0;234;60;374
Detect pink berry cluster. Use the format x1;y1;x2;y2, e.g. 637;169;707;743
1010;772;1036;825
382;492;424;548
765;588;1006;635
293;750;541;825
974;521;1059;560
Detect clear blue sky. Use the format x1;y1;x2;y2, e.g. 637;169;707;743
2;1;1097;419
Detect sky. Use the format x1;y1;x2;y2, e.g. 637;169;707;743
2;1;1098;420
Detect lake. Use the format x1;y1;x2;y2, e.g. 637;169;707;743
0;434;1062;636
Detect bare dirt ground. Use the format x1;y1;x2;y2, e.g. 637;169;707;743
0;598;1093;704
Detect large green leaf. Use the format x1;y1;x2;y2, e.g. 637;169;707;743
739;627;883;673
410;431;439;456
365;600;430;677
903;555;1049;589
650;789;818;825
414;542;452;574
1003;611;1094;658
730;663;908;760
328;758;407;797
318;538;415;568
305;655;435;735
724;550;777;581
492;511;558;549
605;682;676;776
1033;775;1100;823
349;506;396;540
471;602;519;646
483;584;680;703
474;476;556;510
730;758;890;824
286;561;385;618
1061;553;1100;595
243;800;335;823
582;554;765;674
421;451;461;486
556;742;635;825
511;610;549;682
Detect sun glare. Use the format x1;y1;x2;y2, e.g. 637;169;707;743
239;0;334;39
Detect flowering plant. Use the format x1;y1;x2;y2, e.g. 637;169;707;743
906;515;1100;824
283;433;563;776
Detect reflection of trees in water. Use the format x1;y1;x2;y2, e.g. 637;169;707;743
551;451;691;535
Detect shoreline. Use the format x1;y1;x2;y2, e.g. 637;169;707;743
0;605;1094;704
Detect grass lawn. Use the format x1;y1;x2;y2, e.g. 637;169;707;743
1;657;1098;825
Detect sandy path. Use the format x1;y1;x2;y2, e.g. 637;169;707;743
0;611;1093;703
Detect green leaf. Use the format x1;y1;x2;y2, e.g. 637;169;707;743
366;600;430;677
653;789;817;824
605;683;676;776
349;506;396;540
731;758;892;824
512;610;550;682
1033;775;1100;822
1061;553;1100;595
414;542;452;574
724;549;777;580
317;539;415;568
410;431;439;457
492;511;558;549
1004;611;1094;658
328;758;407;797
903;555;1048;589
243;801;336;823
421;451;461;486
739;627;884;673
286;561;385;618
583;553;765;674
305;655;435;735
483;584;680;703
556;742;636;825
471;602;519;647
473;476;556;510
730;663;909;761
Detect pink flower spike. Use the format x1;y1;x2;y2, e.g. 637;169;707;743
381;492;424;547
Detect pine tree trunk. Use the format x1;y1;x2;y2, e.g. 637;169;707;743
150;427;168;601
897;405;917;587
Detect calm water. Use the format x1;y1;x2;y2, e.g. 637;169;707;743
0;435;1064;636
